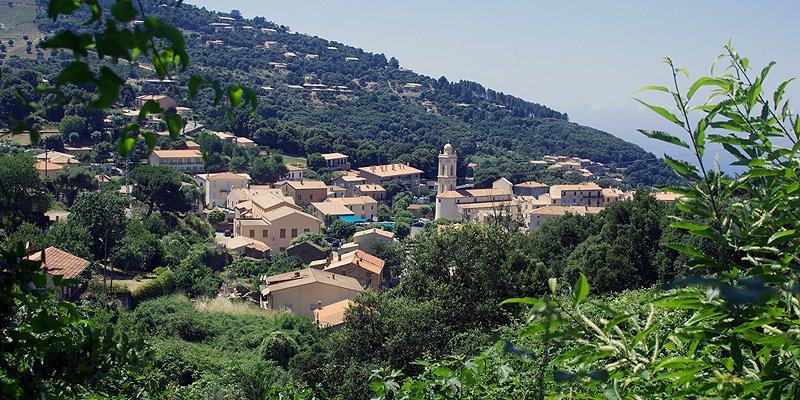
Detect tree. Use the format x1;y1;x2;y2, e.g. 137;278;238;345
129;165;190;216
207;209;224;225
69;191;126;260
393;221;410;240
250;155;287;183
327;219;356;240
306;153;327;171
291;232;332;250
0;154;50;230
48;166;97;205
58;115;87;139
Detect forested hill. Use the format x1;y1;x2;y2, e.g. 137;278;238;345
10;0;676;185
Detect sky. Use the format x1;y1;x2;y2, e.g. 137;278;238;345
190;0;799;170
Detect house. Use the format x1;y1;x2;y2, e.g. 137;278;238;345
350;228;396;253
325;196;378;221
358;163;423;193
351;184;386;201
34;151;80;178
310;250;385;290
235;204;321;252
235;137;256;148
260;268;363;319
321;153;350;171
314;299;353;329
280;180;329;207
286;241;329;264
185;140;201;150
654;191;683;203
528;205;604;231
148;149;204;173
28;247;91;300
435;188;513;220
225;236;271;259
210;131;236;144
281;165;305;181
193;172;250;208
135;94;177;111
327;185;347;198
549;183;603;206
226;186;291;210
513;181;549;197
310;202;356;225
332;173;366;188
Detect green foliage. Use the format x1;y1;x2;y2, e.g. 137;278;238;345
207;208;224;225
0;153;50;230
250;154;288;184
259;331;299;367
131;267;176;304
0;242;154;398
130;165;191;216
69;190;126;260
383;46;800;399
291;231;333;250
327;219;356;240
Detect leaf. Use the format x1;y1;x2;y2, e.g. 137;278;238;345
89;67;124;109
111;0;138;22
767;229;795;244
55;62;94;86
164;114;183;137
548;277;557;296
663;243;712;261
228;85;244;107
40;31;92;56
637;129;689;148
188;74;205;98
695;118;707;158
553;371;578;382
118;135;136;158
572;272;588;307
635;99;685;127
686;77;728;100
137;100;163;122
774;78;794;108
142;131;156;154
633;85;670;94
500;297;542;306
669;222;711;232
663;155;701;180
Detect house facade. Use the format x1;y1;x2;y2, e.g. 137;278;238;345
358;163;423;193
280;180;329;207
148;149;204;173
194;172;250;208
234;205;321;252
260;268;363;319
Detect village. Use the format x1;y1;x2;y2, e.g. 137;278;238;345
25;94;682;329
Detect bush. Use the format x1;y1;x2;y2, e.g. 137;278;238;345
131;268;176;305
259;331;299;367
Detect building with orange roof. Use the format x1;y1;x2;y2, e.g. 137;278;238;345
193;172;251;208
358;163;423;193
260;268;363;319
28;247;91;299
280;180;329;207
314;299;354;329
148;149;204;173
321;152;350;170
310;250;386;290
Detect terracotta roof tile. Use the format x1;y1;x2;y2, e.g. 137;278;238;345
29;247;91;280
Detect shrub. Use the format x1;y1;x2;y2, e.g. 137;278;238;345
131;268;176;305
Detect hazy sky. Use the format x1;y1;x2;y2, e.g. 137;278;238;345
189;0;799;166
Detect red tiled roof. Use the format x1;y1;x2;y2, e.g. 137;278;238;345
29;247;91;280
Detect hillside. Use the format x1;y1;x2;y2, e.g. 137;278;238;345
1;0;678;186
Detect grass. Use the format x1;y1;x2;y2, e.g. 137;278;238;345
0;1;45;59
194;296;283;317
276;153;306;165
0;130;59;146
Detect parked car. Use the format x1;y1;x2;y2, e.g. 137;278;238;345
323;236;341;248
223;229;233;237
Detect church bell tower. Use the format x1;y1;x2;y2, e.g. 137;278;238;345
437;143;457;195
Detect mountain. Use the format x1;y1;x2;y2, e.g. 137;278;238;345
3;0;678;186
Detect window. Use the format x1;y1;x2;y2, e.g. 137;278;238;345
296;195;302;201
291;228;298;238
304;228;310;233
310;194;314;200
280;229;286;238
262;229;268;237
249;229;255;237
283;304;292;311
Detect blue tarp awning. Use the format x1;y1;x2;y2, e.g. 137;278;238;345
339;215;366;223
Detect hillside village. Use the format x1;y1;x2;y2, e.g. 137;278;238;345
12;96;683;327
6;2;775;399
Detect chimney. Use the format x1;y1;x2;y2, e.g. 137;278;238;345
317;301;322;310
326;252;333;267
294;271;300;278
337;252;341;261
331;274;335;280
